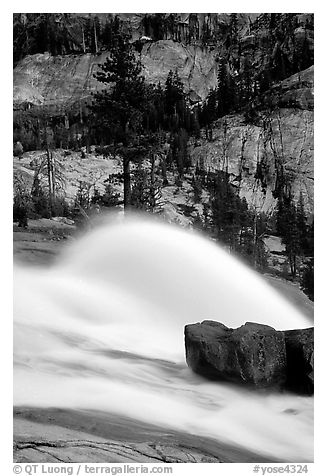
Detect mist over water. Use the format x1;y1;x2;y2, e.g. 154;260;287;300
14;216;313;462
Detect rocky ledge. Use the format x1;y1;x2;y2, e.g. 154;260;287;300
185;321;313;394
14;436;219;463
14;407;275;463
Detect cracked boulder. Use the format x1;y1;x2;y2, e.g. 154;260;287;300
185;321;287;389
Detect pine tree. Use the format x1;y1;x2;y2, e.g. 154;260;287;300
201;170;261;258
91;178;121;208
91;22;147;209
230;13;238;40
276;193;300;279
170;128;189;177
207;171;238;249
164;69;185;127
13;173;31;227
31;175;50;218
276;189;314;280
206;88;218;123
144;83;166;132
296;192;309;256
217;59;235;117
303;218;314;300
130;166;152;211
191;108;201;138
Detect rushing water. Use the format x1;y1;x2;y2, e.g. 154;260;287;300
13;215;313;462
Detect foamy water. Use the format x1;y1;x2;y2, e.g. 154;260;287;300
14;216;313;461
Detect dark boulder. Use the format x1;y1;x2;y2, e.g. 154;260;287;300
185;320;287;390
185;321;314;394
284;328;314;395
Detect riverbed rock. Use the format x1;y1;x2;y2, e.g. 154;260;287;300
14;407;273;463
185;320;287;389
185;321;314;393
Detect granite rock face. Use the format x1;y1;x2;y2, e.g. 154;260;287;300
185;321;313;394
141;40;219;103
13;13;314;215
13;52;107;109
190;100;314;215
261;66;314;111
13;41;220;110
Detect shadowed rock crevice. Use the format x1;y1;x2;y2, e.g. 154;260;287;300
284;328;314;394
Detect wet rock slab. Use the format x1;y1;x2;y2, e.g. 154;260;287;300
13;407;276;463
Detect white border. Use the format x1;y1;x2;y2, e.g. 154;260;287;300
4;4;325;474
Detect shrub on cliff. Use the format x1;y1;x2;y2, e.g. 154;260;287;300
13;141;24;158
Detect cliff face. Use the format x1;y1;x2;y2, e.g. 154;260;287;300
141;40;220;103
14;52;108;109
190;66;313;214
13;12;314;110
13;41;220;110
13;13;314;213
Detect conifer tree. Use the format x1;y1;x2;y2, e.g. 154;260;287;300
217;59;235;117
31;176;50;218
296;191;309;256
230;13;238;41
164;70;185;125
276;192;300;279
300;219;314;300
91;21;147;209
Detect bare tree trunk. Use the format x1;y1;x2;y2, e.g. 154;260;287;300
36;119;41;150
123;157;131;211
86;128;90;154
79;101;83;124
51;151;56;198
123;120;132;211
290;254;297;280
94;20;98;54
149;153;156;211
253;212;257;269
46;148;53;217
161;154;168;185
82;26;86;53
222;119;228;173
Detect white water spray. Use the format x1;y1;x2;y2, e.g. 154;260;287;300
14;216;313;461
